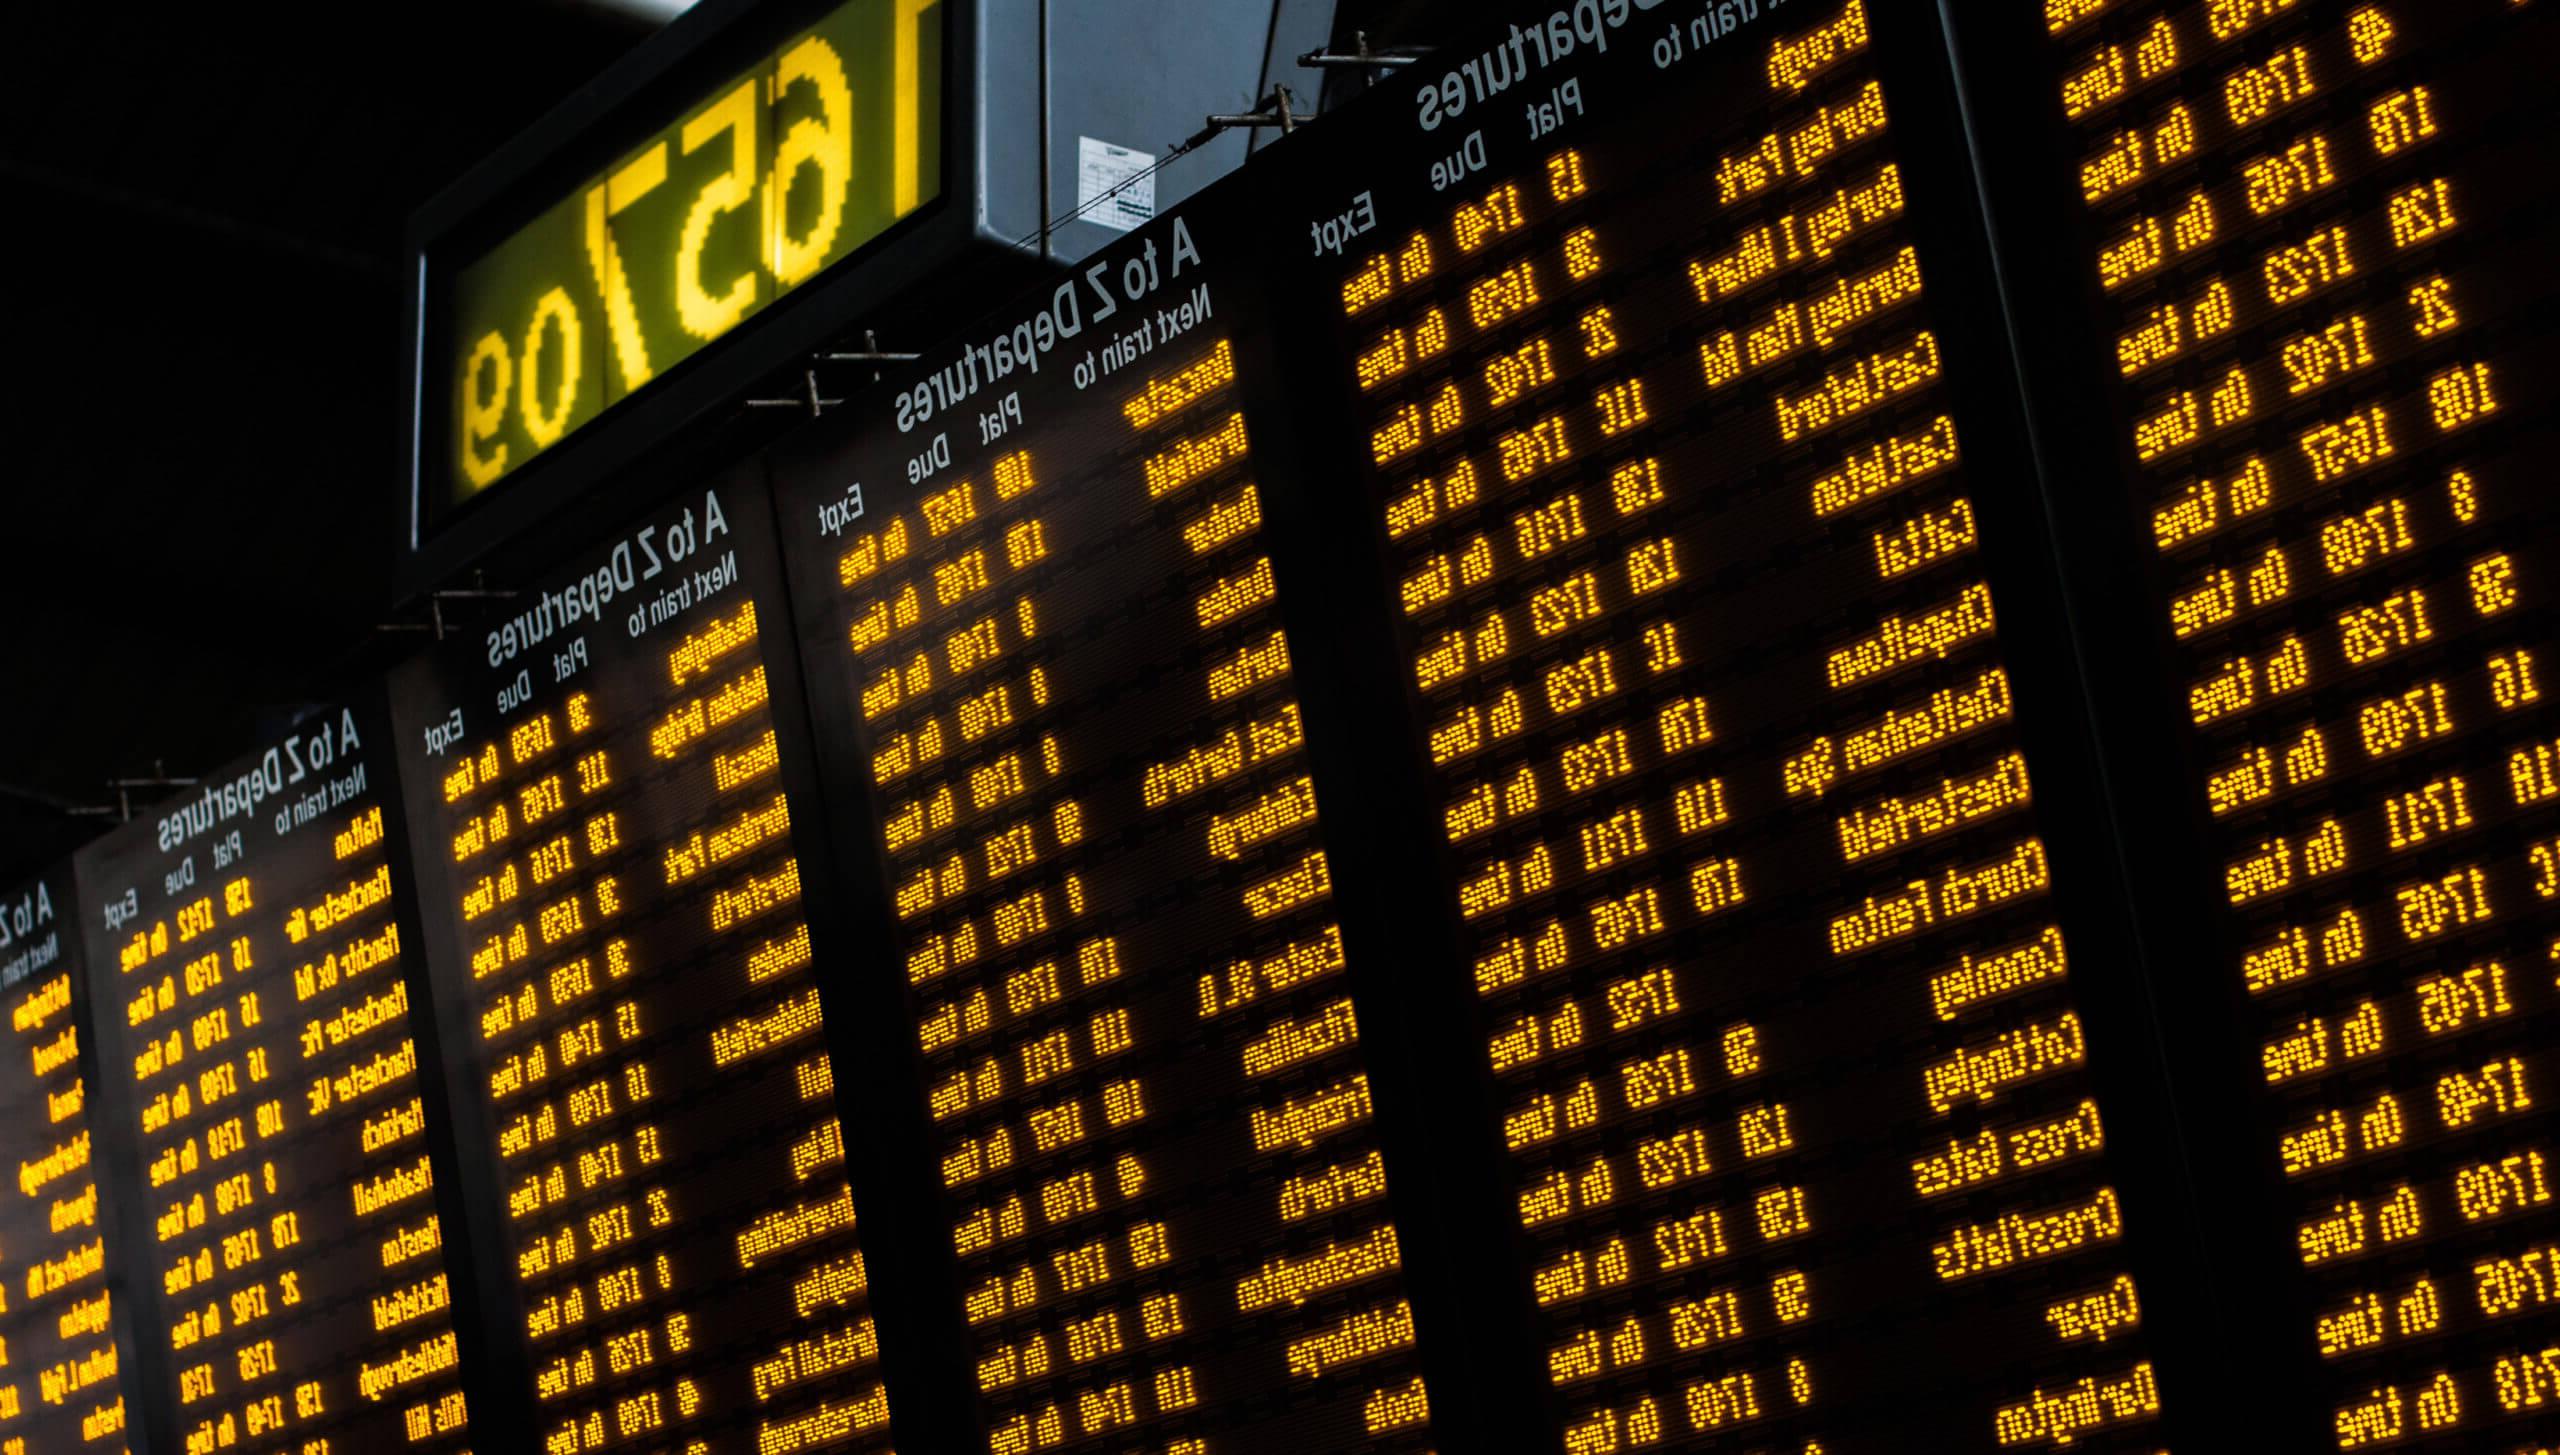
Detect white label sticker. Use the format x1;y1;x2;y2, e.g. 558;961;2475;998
1077;137;1156;232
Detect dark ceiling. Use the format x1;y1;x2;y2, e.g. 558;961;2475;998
0;0;1458;883
1;4;656;877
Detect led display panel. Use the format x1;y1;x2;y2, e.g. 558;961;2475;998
432;0;945;516
73;708;472;1454
0;863;138;1450
1220;0;2203;1445
1952;0;2560;1444
384;479;900;1455
765;205;1444;1453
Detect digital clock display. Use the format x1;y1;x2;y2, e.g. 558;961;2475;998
435;0;944;514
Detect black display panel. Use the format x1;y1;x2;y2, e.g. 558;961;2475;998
383;477;902;1455
1221;0;2209;1446
1953;0;2560;1445
765;207;1445;1452
0;863;139;1452
73;708;472;1455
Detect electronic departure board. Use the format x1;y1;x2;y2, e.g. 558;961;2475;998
30;0;2560;1448
1952;0;2560;1445
0;862;138;1452
1222;0;2206;1446
72;707;471;1455
385;478;902;1455
766;204;1447;1453
431;0;944;511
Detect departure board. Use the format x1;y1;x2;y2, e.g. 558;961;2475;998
1228;0;2198;1446
385;478;900;1455
72;708;471;1455
35;0;2550;1443
0;863;137;1452
1957;0;2560;1444
766;206;1444;1454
